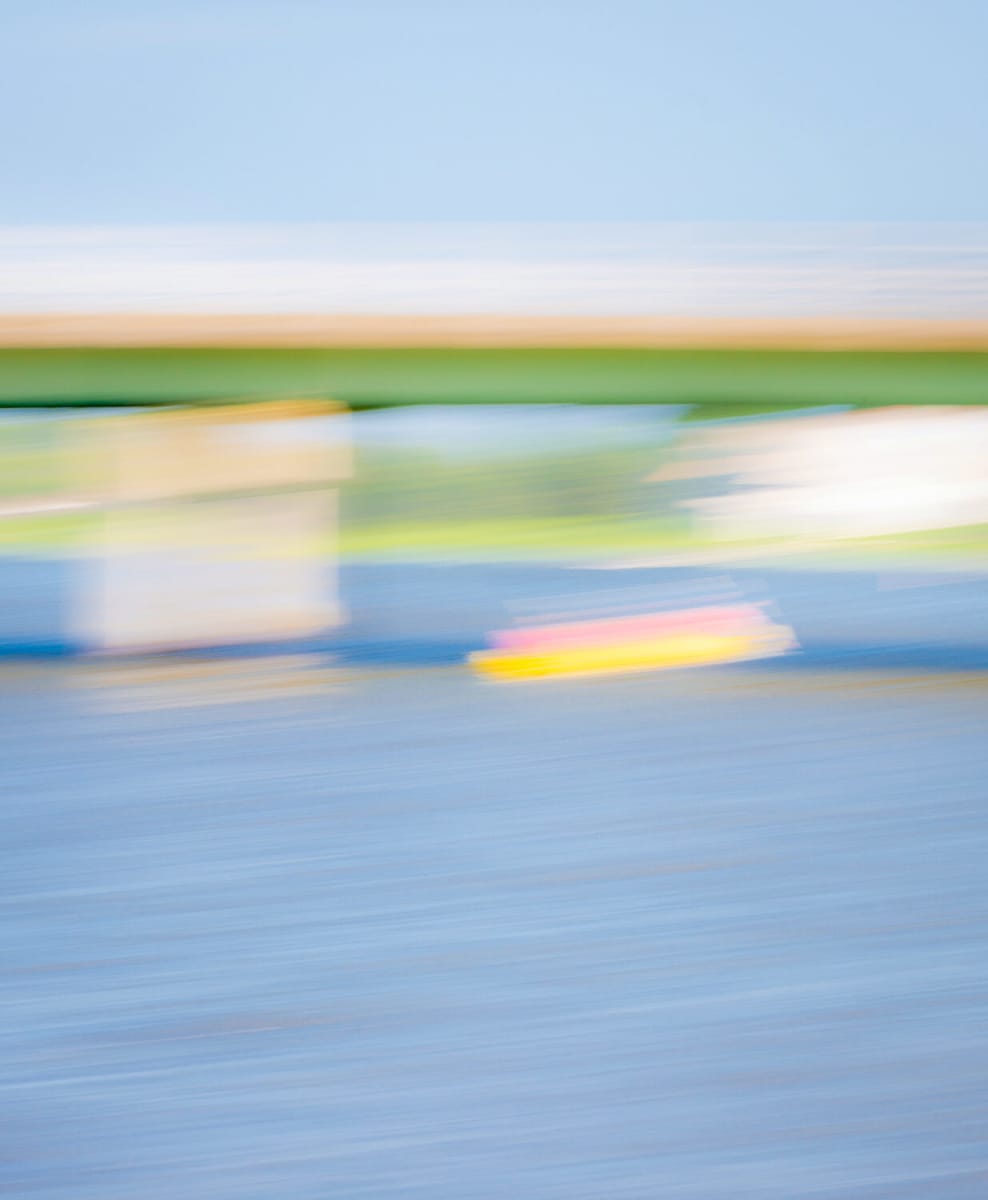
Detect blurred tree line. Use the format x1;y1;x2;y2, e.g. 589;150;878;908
342;443;679;527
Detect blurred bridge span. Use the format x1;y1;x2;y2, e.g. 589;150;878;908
0;223;986;409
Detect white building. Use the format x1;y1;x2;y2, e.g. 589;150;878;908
656;408;988;541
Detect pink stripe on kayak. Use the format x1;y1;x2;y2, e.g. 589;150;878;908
490;605;765;651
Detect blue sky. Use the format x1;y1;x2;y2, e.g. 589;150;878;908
3;0;986;224
354;405;680;458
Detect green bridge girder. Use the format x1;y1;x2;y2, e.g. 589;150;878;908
1;347;986;412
